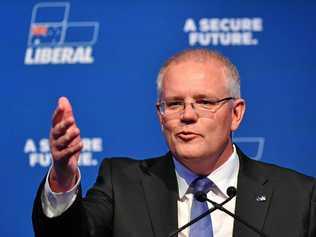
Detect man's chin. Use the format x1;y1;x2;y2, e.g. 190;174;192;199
173;146;206;161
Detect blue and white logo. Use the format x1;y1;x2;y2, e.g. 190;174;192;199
25;2;100;65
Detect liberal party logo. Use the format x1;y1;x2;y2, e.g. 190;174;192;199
25;2;99;65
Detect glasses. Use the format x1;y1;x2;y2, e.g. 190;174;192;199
157;97;235;118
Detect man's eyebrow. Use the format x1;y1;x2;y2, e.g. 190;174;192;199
193;94;219;99
162;96;184;101
162;94;220;101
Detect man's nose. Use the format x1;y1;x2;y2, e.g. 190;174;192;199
180;103;198;123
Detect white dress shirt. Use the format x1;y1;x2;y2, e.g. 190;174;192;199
42;145;239;237
42;166;81;218
174;145;239;237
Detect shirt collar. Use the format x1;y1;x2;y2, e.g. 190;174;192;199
173;157;198;199
173;144;239;200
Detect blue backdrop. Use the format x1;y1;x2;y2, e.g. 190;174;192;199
0;1;315;236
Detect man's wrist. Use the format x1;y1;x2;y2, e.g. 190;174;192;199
49;167;78;193
42;166;81;218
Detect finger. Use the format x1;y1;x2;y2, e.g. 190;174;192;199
53;141;83;161
52;106;65;127
68;133;81;148
54;127;80;150
51;117;75;139
59;96;73;119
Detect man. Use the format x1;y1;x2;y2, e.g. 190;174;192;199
33;49;316;237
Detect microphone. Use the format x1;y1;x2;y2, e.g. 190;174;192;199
195;187;267;237
195;186;236;202
168;187;236;237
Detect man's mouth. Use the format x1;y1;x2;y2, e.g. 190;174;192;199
176;131;200;141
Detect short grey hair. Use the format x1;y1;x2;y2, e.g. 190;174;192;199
156;49;241;100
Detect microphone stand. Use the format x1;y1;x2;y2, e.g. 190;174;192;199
203;197;267;237
169;187;267;237
168;193;235;237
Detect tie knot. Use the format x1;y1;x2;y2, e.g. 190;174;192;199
190;177;213;194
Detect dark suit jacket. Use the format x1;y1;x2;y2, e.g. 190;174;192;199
32;148;316;237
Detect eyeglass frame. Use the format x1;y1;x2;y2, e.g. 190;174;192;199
156;96;235;117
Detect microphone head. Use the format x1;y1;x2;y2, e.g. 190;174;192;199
194;191;207;202
226;186;237;198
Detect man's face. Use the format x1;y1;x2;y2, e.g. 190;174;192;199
158;60;245;166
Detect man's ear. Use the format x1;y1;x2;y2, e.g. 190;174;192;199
231;98;246;132
156;106;164;130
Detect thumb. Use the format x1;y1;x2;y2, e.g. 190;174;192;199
58;96;73;118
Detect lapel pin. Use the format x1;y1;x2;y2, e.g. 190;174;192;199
256;195;266;202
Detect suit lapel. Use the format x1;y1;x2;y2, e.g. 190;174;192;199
140;153;178;237
233;148;273;237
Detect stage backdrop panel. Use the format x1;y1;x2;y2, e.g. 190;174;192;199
0;0;315;236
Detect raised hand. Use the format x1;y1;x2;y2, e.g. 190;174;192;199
49;97;83;192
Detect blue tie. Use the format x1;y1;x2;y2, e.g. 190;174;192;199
189;177;214;237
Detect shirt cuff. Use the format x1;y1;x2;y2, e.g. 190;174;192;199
41;166;81;218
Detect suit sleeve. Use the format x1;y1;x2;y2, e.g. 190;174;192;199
308;179;316;237
32;159;114;237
